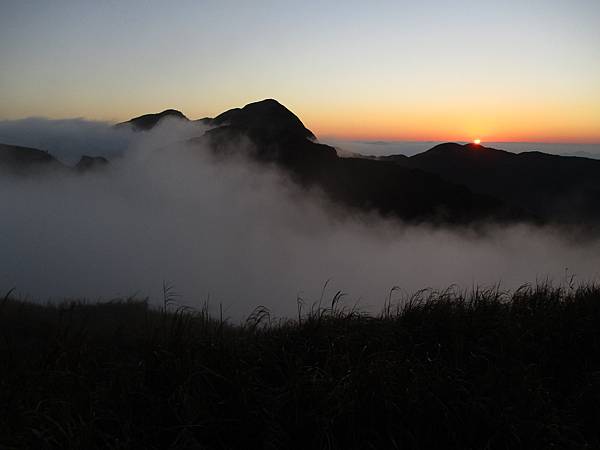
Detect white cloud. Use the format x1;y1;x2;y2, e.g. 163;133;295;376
1;119;599;320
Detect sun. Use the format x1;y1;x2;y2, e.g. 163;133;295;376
473;139;481;145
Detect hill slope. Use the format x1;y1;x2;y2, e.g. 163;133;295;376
382;142;600;222
3;284;600;449
9;100;597;224
189;100;513;223
0;143;65;174
116;109;189;131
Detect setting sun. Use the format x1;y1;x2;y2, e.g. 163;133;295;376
473;139;481;145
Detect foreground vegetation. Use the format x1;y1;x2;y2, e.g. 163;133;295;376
2;284;600;449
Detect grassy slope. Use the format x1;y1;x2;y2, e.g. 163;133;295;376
1;285;600;449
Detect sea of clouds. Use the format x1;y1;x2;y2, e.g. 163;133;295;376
1;118;599;320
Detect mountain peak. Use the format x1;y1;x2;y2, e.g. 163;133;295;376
428;142;463;151
0;143;65;173
428;142;486;152
118;109;189;131
209;99;316;141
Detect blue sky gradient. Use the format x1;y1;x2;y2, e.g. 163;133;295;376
1;0;599;142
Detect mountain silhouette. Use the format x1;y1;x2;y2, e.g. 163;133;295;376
0;144;110;175
205;99;316;141
195;99;338;172
187;100;513;223
382;142;600;222
0;143;65;174
117;109;189;131
5;100;599;224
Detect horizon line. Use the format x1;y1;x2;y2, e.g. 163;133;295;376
1;114;599;147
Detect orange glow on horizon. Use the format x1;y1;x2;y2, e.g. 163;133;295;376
6;95;599;145
299;101;600;145
308;124;600;145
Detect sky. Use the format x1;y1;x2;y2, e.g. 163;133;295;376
1;0;599;143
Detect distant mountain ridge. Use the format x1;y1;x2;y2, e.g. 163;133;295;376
3;100;600;224
116;109;188;131
0;143;65;175
185;100;514;223
206;99;316;141
0;143;106;175
381;142;600;222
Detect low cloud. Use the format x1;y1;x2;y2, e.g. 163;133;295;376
0;118;131;164
0;116;207;164
1;119;599;320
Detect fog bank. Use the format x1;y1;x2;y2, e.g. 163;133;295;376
1;119;599;319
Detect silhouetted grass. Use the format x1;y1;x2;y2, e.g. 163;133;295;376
2;283;600;449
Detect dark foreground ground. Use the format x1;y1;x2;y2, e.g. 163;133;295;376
2;284;600;449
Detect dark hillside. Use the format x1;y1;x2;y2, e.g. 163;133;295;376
192;100;514;223
117;109;189;131
2;284;600;449
0;143;66;174
384;142;600;222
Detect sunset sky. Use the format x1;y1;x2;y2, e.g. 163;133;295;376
1;0;599;143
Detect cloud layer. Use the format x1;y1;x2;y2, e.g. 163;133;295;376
1;119;599;320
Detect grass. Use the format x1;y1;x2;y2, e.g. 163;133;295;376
2;283;600;449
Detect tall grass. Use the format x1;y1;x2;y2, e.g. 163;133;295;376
1;283;600;449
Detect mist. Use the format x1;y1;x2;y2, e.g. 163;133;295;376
2;119;600;320
0;118;132;164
